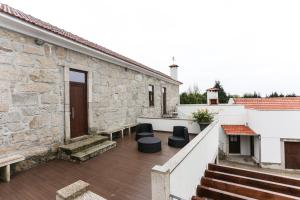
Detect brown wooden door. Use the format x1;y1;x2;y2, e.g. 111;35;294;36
69;70;88;138
229;135;240;154
162;87;167;114
285;142;300;169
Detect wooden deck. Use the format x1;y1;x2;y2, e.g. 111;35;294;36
0;132;181;200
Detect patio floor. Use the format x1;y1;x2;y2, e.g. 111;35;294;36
0;132;181;200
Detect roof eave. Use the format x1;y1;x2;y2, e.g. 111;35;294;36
0;12;182;85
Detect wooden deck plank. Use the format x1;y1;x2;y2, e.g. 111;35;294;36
0;132;181;200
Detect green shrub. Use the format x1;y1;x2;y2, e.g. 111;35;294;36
192;109;214;124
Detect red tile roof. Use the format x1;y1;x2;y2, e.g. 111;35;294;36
233;97;300;110
222;125;256;135
0;4;181;84
207;87;219;92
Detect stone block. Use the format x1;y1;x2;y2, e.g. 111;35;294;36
41;94;59;104
36;57;57;69
16;83;50;93
7;112;21;123
55;47;67;59
11;131;26;144
6;123;23;132
12;94;38;105
0;113;8;125
0;104;9;112
15;53;34;67
0;54;14;65
23;45;44;56
29;69;59;83
21;107;40;116
29;114;49;129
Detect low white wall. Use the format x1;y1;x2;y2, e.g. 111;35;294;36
151;121;219;200
178;104;247;125
137;117;200;134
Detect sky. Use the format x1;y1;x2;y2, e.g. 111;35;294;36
2;0;300;95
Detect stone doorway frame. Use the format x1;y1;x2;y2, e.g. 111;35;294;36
63;66;93;142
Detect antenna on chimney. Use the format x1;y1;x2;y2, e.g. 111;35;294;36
172;56;175;64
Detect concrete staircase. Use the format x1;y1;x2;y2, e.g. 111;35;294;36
59;135;116;162
192;164;300;200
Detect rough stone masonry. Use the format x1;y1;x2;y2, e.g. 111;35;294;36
0;27;179;171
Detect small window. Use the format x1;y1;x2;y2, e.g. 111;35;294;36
70;70;86;83
149;84;154;107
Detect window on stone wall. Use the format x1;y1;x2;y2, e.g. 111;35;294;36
149;84;154;107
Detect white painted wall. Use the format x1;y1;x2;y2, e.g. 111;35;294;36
137;117;200;134
247;109;300;166
253;136;260;163
178;104;247;125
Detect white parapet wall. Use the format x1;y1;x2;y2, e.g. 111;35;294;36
137;117;200;134
151;120;220;200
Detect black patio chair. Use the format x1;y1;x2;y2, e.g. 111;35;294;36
168;126;189;148
135;123;154;140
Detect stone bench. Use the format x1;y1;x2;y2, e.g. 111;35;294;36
122;123;137;135
100;124;137;140
0;154;25;182
100;128;124;141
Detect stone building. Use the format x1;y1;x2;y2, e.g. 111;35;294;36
0;4;180;166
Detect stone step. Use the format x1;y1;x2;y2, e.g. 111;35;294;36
70;141;117;162
74;191;107;200
56;180;89;200
60;135;109;155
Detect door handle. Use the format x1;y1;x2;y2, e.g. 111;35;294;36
71;107;75;120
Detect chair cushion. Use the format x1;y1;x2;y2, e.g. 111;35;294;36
138;137;161;153
136;123;153;134
135;132;154;140
168;136;186;148
173;126;186;137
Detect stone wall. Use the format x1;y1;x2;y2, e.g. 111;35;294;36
0;27;179;155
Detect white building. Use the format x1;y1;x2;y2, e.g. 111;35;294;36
177;97;300;170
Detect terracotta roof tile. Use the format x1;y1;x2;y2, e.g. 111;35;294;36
222;125;256;135
0;4;181;84
233;97;300;110
207;87;219;92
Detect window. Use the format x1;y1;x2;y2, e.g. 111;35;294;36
162;87;167;114
149;84;154;106
69;70;86;83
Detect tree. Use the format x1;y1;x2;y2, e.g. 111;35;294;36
180;85;206;104
286;93;297;97
243;92;261;98
213;80;229;103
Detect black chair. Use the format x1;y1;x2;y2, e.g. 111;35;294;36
168;126;189;148
135;123;154;140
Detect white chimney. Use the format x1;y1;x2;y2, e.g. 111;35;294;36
207;88;219;105
169;64;178;80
